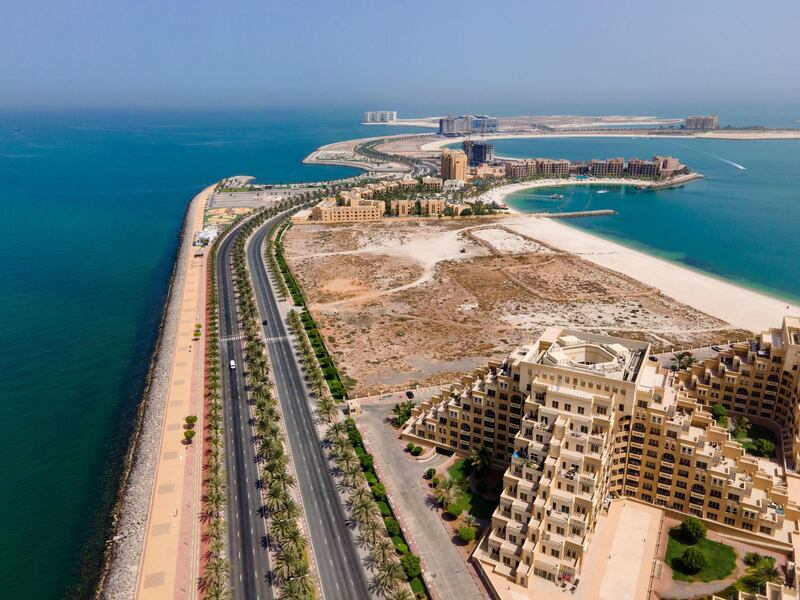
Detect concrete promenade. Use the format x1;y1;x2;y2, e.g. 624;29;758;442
134;184;214;598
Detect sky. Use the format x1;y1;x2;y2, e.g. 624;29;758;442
1;0;799;118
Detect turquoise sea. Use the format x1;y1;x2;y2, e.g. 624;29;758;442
490;137;800;302
0;111;422;599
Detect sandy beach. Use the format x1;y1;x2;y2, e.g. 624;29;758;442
499;214;799;333
476;172;703;215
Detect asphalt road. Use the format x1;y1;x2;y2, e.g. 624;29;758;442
247;217;371;600
218;220;273;600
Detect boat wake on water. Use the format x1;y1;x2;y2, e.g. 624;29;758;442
710;154;747;170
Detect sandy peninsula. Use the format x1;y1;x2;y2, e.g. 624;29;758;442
500;215;799;333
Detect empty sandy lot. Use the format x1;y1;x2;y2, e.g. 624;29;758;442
283;219;746;396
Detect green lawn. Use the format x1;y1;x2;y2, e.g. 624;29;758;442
665;533;736;582
735;424;777;457
447;459;498;519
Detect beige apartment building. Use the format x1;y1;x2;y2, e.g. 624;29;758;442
676;316;800;466
441;149;468;181
388;198;445;217
590;158;625;177
402;322;800;594
309;194;383;222
421;175;444;190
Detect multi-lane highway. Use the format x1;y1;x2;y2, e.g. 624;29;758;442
218;219;273;600
247;217;371;599
217;207;370;599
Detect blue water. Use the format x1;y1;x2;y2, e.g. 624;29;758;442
490;137;800;303
0;110;423;599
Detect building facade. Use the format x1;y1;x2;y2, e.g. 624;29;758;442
463;141;495;166
439;115;500;136
441;149;468;181
685;114;719;129
675;316;800;467
310;194;383;222
363;110;397;123
402;323;800;592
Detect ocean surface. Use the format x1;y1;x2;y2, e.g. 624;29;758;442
490;137;800;303
0;111;423;599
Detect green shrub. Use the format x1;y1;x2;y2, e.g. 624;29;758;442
680;547;707;574
680;517;707;544
754;438;776;457
391;536;409;555
710;404;727;421
401;554;421;579
384;517;400;537
406;442;415;452
431;477;440;488
409;577;425;596
744;552;764;567
377;501;392;517
457;526;476;543
424;468;436;480
371;483;386;500
411;446;423;456
446;504;463;519
365;472;378;486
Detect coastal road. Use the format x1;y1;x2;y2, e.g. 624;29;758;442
218;220;273;600
246;217;372;599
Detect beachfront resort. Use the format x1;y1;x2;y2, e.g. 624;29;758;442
401;317;800;599
297;146;696;224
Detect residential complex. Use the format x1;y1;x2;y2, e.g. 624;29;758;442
685;114;720;129
304;176;451;222
675;316;800;467
402;321;800;596
439;115;500;136
441;149;469;181
504;155;687;180
363;110;398;123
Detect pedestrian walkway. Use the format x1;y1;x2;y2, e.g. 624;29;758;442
357;403;485;600
135;185;214;599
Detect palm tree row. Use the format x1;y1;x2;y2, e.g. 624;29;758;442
286;310;329;408
264;226;289;300
228;201;317;599
323;418;415;599
263;194;418;598
199;215;239;598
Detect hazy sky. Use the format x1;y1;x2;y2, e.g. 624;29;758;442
2;0;799;115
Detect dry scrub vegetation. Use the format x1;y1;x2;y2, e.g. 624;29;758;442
283;220;746;396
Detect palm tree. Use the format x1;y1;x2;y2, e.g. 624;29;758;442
279;560;315;599
317;397;338;423
369;537;395;567
326;422;347;444
670;351;695;371
373;560;405;596
359;516;382;548
469;444;492;474
388;588;415;600
433;477;457;507
273;546;301;583
351;495;379;525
